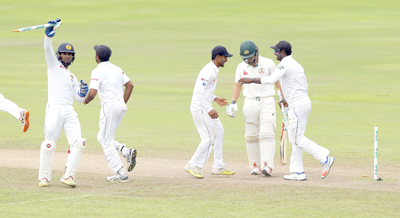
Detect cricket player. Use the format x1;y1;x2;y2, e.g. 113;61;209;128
0;93;30;132
226;40;284;176
239;40;335;181
38;19;88;188
184;46;235;179
84;45;136;183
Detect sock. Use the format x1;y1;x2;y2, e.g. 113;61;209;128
118;167;127;176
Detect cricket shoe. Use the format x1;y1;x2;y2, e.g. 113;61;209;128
283;172;307;181
251;167;262;175
106;173;129;183
184;163;204;179
60;177;77;188
212;167;235;175
262;166;272;176
38;178;49;187
19;110;30;133
126;149;137;172
321;157;335;179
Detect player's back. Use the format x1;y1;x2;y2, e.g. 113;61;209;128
94;62;125;104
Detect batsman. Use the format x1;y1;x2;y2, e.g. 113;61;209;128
38;19;88;187
226;41;285;176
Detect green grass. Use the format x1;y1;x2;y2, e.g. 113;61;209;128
1;0;400;217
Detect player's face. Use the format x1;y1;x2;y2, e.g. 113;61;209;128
274;49;283;61
246;54;259;67
218;55;228;67
60;52;73;65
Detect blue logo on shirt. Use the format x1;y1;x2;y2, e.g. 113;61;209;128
202;82;206;86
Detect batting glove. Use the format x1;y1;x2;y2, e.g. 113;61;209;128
78;80;88;97
226;103;238;118
45;18;61;37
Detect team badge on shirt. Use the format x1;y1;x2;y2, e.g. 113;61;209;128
70;74;74;82
202;82;206;86
278;66;284;70
201;78;209;82
243;70;248;75
258;68;265;74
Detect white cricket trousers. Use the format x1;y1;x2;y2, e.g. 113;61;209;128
288;103;330;173
189;110;225;169
0;93;22;120
44;103;82;146
97;101;126;173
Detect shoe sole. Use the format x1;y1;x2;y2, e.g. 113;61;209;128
283;177;307;181
39;183;48;187
251;171;261;175
23;111;30;133
61;181;77;188
106;178;130;183
262;168;272;176
128;149;137;172
321;157;335;179
184;167;204;179
212;171;235;175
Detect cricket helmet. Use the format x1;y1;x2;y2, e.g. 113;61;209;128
56;43;75;66
240;40;259;64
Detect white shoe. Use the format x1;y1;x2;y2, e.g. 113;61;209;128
106;173;129;182
212;167;235;175
184;163;204;179
251;167;261;175
283;172;307;181
60;177;77;188
38;178;49;187
321;157;335;179
262;167;272;176
126;149;137;172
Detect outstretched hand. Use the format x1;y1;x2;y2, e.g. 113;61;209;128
214;97;228;107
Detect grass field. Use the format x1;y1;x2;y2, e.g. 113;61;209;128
1;0;400;217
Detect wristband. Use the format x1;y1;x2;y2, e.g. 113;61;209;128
231;100;236;104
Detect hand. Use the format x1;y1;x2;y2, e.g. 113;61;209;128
278;99;288;109
215;97;228;107
79;80;88;97
208;109;218;119
226;103;238;118
45;18;61;37
238;78;253;84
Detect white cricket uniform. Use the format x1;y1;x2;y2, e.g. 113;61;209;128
235;56;277;170
189;61;225;169
261;55;330;173
0;93;23;120
43;36;84;145
89;61;130;173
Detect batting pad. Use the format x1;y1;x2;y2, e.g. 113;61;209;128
38;140;56;181
245;123;260;169
63;138;86;180
260;121;276;170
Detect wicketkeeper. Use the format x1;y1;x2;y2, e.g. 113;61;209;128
38;19;88;188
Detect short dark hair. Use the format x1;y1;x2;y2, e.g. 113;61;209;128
212;54;218;60
98;55;109;62
285;49;292;55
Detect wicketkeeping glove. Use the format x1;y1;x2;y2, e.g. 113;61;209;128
78;80;88;97
45;18;61;37
226;103;238;118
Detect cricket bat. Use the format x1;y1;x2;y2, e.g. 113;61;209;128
277;88;288;166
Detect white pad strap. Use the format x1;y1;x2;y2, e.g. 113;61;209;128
245;123;260;169
39;140;56;181
260;120;276;170
63;138;86;180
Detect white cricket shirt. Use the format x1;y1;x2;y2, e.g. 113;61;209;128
44;36;84;105
89;61;130;105
260;55;311;107
235;56;276;98
190;61;219;112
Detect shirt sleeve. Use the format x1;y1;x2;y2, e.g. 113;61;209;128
44;36;59;70
121;71;130;85
89;69;100;90
234;64;242;83
194;71;214;113
261;64;286;85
